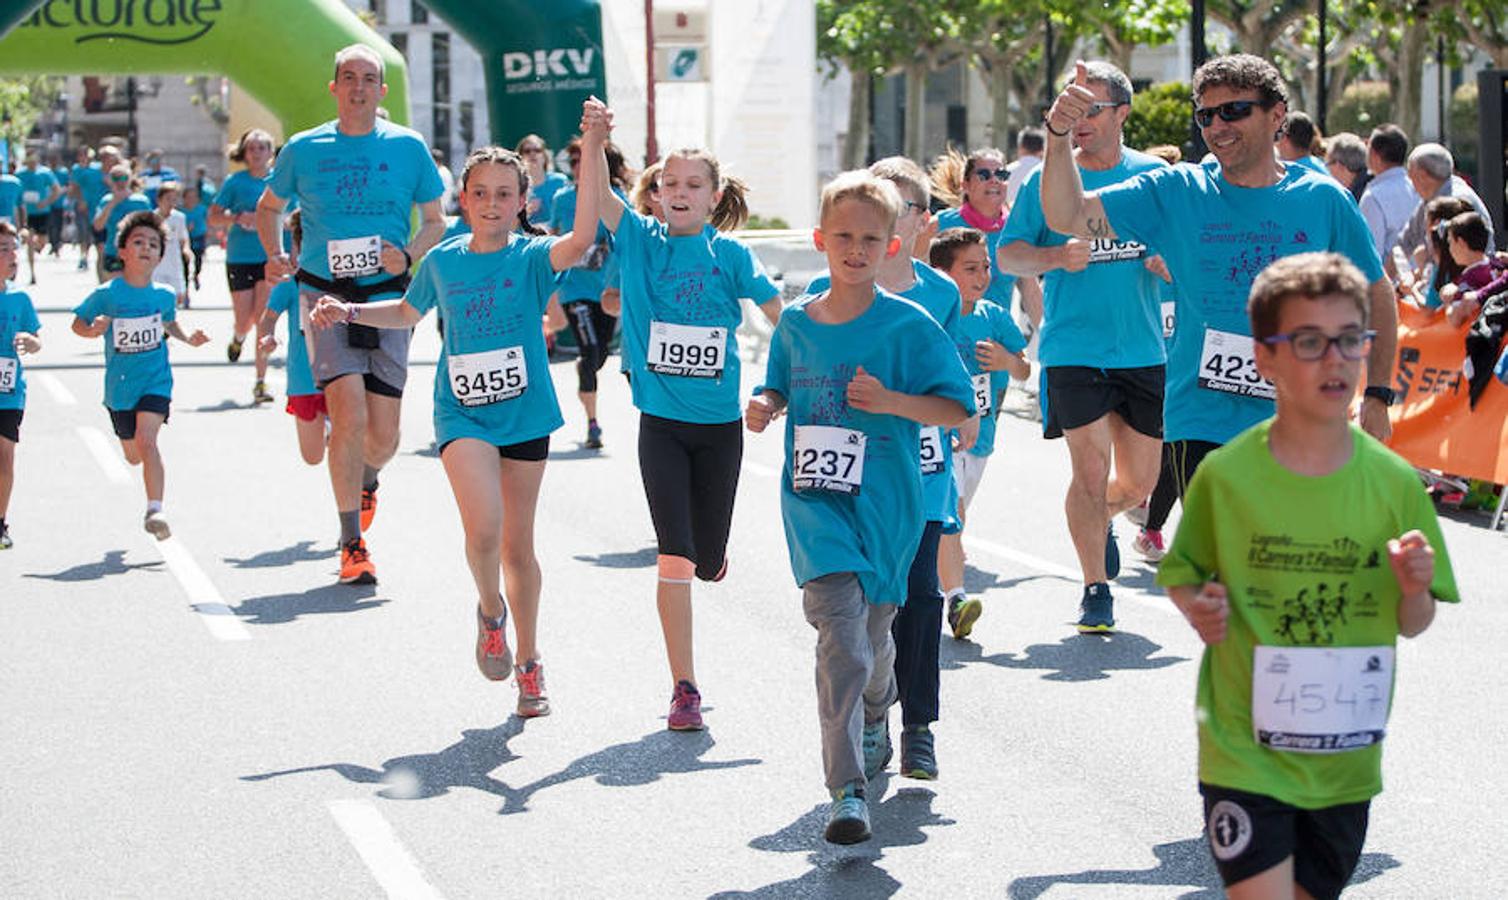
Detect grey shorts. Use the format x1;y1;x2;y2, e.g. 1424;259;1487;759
299;289;411;395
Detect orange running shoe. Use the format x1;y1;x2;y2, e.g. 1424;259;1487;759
360;486;378;531
339;537;377;585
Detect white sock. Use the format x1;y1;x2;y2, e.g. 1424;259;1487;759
945;588;966;603
147;500;163;515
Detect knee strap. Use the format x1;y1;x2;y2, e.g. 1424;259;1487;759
658;554;694;584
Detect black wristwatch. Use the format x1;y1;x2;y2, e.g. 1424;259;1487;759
1363;386;1396;406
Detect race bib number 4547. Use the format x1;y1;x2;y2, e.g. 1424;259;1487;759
1198;328;1275;400
792;425;866;495
1252;645;1394;754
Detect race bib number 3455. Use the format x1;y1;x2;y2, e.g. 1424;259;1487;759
327;235;382;279
792;425;866;495
1252;645;1394;754
448;346;528;406
1199;328;1275;400
113;314;162;354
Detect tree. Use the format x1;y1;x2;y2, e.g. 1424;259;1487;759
0;75;63;150
1083;0;1190;75
1206;0;1312;54
1124;81;1197;154
1432;0;1508;68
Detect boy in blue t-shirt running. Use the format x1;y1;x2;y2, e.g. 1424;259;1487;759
0;222;42;549
746;171;974;845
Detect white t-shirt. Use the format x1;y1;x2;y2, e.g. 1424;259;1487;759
1006;154;1043;207
151;208;190;295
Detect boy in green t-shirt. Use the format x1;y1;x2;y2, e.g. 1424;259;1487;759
1158;251;1458;900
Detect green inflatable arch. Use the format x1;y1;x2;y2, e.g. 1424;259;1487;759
0;0;411;134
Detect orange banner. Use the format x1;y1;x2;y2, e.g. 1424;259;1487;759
1385;302;1508;484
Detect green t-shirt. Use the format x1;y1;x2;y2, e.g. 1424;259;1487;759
1157;419;1459;809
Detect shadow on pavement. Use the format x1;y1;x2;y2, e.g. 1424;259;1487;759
711;784;952;899
408;440;441;459
224;540;337;569
962;562;1075;594
23;549;162;582
940;631;1187;681
573;546;657;569
229;582;387;625
549;446;608;462
1004;835;1400;899
190;399;248;413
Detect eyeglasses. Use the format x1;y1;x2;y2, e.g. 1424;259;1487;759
971;168;1009;181
1085;101;1126;118
1193;100;1265;128
1261;329;1376;361
110;175;129;183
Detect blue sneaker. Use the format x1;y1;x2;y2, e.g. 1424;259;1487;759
1077;582;1116;634
585;420;603;449
1105;523;1121;580
824;782;872;844
900;725;937;780
862;717;891;779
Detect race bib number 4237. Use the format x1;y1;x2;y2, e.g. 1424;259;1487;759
112;314;162;354
792;425;866;495
1252;645;1394;754
1198;328;1275;400
327;235;382;279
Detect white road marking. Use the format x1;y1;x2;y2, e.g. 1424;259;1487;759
37;372;77;405
150;536;251;642
75;426;129;484
743;460;779;478
327;800;445;900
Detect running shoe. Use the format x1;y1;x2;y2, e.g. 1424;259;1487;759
899;725;937;780
824;782;871;844
862;717;891;780
252;381;274;405
474;605;512;682
1105;523;1121;580
1077;582;1116;634
76;258;88;271
0;524;12;549
339;537;377;585
947;595;982;640
668;679;704;731
359;486;378;531
515;660;551;717
227;336;243;363
1124;500;1149;527
1133;528;1166;562
585;421;603;449
143;510;171;541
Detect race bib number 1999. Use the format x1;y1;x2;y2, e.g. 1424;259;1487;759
1198;328;1275;400
327;235;382;279
792;425;866;495
647;321;724;378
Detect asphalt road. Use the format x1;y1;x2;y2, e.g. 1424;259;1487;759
3;248;1504;899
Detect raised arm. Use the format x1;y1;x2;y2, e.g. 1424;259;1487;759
1041;62;1119;241
580;97;627;234
549;100;610;272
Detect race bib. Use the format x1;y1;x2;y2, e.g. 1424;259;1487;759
971;373;992;416
1162;301;1176;340
792;425;866;495
143;175;163;191
919;427;945;475
1086;237;1147;264
21;191;40;205
647;321;724;378
112;314;162;354
1252;645;1394;754
447;346;528;406
0;356;15;393
1198;328;1274;400
327;235;382;279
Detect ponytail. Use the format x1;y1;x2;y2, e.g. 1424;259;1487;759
516;206;547;237
928;148;968;208
710;175;750;232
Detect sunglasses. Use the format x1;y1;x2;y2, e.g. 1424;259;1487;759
110;175;129;183
971;167;1009;181
1261;329;1375;361
1085;101;1126;118
1193;100;1265;128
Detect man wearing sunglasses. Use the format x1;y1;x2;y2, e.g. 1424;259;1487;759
1038;53;1395;623
999;61;1172;634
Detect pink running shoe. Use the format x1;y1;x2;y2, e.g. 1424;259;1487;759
667;679;704;731
1133;528;1166;562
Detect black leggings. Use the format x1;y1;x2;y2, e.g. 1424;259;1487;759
638;412;742;581
1145;439;1221;531
564;299;617;394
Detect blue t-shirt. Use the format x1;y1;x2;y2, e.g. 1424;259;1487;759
441;214;471;243
404;233;564;447
530;171;568;226
1290;155;1329;177
72;279;178;409
182;202;209;241
215;169;271;264
807;260;965;529
614;208;781;424
100;193;153;259
0;287;41;410
268;119;444;284
760;290;975;605
1098;161;1384;444
50;167;71;211
935;206;1016;310
1004;149;1168;369
0;175;20;223
956;298;1027;457
16;168;56;217
72;163;106;215
549;185;623;304
266;279;315;397
140;166;180;207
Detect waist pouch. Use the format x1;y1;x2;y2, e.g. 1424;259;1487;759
296;269;410;349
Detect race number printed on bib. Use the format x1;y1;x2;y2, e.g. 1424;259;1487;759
1162;301;1176;340
1198;328;1275;400
1086;237;1147;264
21;191;39;206
647;321;724;378
0;357;16;393
919;427;945;475
327;235;382;279
792;425;866;495
1252;645;1394;754
448;346;528;406
143;176;163;191
972;373;992;416
113;314;162;354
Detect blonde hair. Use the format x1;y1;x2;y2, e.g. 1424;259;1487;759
819;170;902;232
928;146;1005;208
633;161;663;217
869;156;929;208
665;148;749;231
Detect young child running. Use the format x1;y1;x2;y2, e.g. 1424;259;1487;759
930;228;1029;638
804;158;972;780
1159;252;1457;900
180;184;209;296
581;98;783;731
747;170;974;844
72;211;210;539
311;140;602;716
209;129;277;404
0;223;41;549
150;182;192;311
258;210;328;466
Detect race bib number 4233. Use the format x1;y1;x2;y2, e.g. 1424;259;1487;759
647;321;724;378
112;314;162;354
448;346;528;406
1198;328;1275;400
327;235;382;279
1252;645;1394;754
792;425;866;495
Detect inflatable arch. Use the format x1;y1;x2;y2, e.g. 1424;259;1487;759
0;0;412;134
